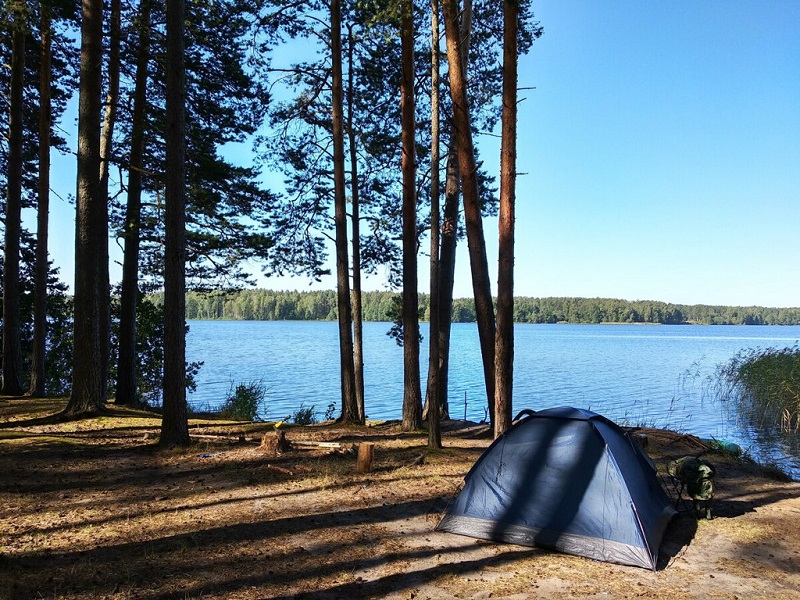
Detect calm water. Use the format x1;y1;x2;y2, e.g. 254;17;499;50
187;321;800;477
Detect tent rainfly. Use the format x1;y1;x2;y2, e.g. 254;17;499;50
436;407;677;570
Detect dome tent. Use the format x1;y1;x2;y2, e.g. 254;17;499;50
436;407;676;570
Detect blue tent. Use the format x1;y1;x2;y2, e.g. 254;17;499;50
437;407;676;570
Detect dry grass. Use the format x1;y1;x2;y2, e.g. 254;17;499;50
1;397;799;599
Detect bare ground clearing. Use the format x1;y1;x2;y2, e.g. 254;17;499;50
1;397;799;599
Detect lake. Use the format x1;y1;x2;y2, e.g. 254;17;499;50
186;320;800;477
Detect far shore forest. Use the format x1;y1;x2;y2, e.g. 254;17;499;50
170;289;800;326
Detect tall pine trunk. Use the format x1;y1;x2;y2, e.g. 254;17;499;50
116;0;151;406
428;0;471;421
347;25;366;423
401;0;422;431
98;0;121;399
30;0;51;398
65;0;105;415
494;0;519;438
2;1;26;397
160;0;189;446
427;0;442;448
442;0;495;428
331;0;359;423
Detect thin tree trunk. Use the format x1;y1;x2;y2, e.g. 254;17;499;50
160;0;189;446
435;148;459;419
400;0;422;431
29;0;51;398
442;0;495;428
116;0;151;406
426;0;442;448
65;0;105;416
331;0;359;423
2;1;26;397
28;0;51;398
98;0;121;400
347;24;365;423
494;0;518;438
430;0;471;421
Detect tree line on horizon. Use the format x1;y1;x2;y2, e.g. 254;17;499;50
2;1;541;446
173;289;800;325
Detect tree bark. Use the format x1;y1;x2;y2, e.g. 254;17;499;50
65;0;105;416
442;0;496;428
98;0;122;400
2;2;26;397
116;0;152;406
494;0;519;438
1;4;26;397
400;0;423;431
426;0;442;448
29;0;51;398
331;0;359;423
160;0;190;446
428;0;471;422
347;24;366;424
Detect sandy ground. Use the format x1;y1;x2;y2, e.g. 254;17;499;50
1;398;799;599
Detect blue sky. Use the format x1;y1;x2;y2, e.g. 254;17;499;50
38;1;800;307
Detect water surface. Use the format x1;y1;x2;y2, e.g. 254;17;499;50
187;321;800;476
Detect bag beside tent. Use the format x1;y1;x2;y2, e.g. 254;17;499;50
436;407;676;570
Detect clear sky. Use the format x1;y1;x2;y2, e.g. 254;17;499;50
36;0;800;307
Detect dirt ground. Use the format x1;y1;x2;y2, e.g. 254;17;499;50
1;397;799;600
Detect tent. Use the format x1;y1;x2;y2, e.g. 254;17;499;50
436;407;676;570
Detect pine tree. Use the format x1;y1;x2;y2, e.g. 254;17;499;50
65;0;105;416
331;0;359;423
494;0;519;437
160;0;190;446
2;0;26;396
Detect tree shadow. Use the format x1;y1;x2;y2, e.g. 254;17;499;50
657;514;698;569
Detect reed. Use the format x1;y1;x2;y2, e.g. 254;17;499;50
716;345;800;433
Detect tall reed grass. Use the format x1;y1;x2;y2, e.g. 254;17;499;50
716;345;800;433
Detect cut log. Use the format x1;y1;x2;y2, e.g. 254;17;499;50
292;440;344;449
357;442;375;473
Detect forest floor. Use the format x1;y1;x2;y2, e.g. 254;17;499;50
1;397;799;600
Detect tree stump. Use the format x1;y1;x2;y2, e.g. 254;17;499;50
357;442;374;473
260;430;290;455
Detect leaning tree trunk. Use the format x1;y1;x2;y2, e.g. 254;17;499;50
98;0;122;400
347;24;366;423
65;0;105;416
2;2;26;397
400;0;423;431
426;0;442;448
494;0;519;438
116;0;152;406
428;0;472;421
29;0;52;398
160;0;190;446
331;0;359;423
442;0;496;429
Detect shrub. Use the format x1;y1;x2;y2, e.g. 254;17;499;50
292;405;317;425
219;379;267;421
